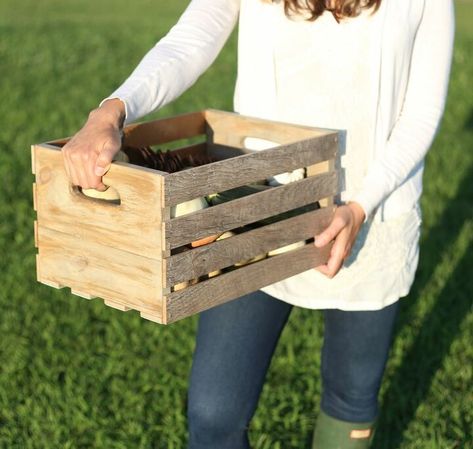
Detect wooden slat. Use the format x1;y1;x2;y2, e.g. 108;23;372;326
165;242;332;324
207;142;253;160
165;171;338;249
71;290;95;300
36;224;164;315
104;299;132;311
34;220;38;248
32;183;37;211
307;158;336;208
31;144;36;174
164;132;338;206
140;311;164;324
205;109;334;145
123;111;206;148
166;206;335;286
34;144;165;259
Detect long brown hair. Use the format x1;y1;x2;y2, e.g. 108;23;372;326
280;0;382;22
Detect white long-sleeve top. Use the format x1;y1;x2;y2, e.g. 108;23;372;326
103;0;454;221
101;0;455;310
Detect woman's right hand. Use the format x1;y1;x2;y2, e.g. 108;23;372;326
61;99;126;191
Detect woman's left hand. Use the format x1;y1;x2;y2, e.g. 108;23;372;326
313;202;366;278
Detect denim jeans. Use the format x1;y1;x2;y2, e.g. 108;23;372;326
186;290;399;449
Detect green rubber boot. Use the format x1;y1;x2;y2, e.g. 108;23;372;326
311;410;376;449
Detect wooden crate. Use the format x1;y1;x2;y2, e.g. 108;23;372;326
32;109;340;324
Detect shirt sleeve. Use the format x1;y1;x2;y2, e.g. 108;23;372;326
351;0;455;221
100;0;240;124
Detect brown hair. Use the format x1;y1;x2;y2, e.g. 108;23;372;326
280;0;381;22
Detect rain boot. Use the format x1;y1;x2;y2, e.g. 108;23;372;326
311;410;376;449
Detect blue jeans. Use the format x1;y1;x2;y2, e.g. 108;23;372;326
186;290;399;449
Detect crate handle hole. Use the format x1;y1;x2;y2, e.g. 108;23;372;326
72;185;121;205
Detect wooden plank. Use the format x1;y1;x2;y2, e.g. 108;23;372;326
32;183;37;211
36;224;164;315
166;142;207;160
164;132;338;206
166;206;335;286
123;111;206;148
165;242;332;324
71;290;95;300
205;109;335;145
207;142;255;160
104;299;132;311
140;311;164;324
34;220;38;248
34;144;165;259
165;171;338;249
31;144;36;174
307;159;336;208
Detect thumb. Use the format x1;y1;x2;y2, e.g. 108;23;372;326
94;145;117;176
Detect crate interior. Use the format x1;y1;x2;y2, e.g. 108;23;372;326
117;110;339;295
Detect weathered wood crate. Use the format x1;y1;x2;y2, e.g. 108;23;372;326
32;110;340;324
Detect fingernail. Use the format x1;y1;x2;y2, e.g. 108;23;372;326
95;166;105;176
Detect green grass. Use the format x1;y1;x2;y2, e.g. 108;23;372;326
0;1;472;448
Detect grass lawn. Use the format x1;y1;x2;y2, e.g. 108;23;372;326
0;1;471;448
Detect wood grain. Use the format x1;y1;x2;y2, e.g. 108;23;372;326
205;109;335;146
33;144;165;259
165;242;332;323
166;206;335;286
36;224;164;315
164;132;338;206
123;111;206;148
165;170;338;249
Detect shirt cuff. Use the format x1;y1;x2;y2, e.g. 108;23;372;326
349;191;376;224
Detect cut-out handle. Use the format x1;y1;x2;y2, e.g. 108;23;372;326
74;185;121;205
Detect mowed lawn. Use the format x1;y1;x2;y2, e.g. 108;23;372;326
0;1;471;448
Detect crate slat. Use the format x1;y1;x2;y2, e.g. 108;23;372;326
165;242;332;324
166;206;335;286
165;170;338;249
205;109;333;146
164;132;337;206
123;111;206;148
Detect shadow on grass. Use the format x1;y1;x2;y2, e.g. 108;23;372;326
372;164;473;449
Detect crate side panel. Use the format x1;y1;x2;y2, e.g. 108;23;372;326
164;132;338;206
34;145;164;259
166;171;338;249
166;206;335;286
166;243;331;323
123;111;206;148
37;224;163;315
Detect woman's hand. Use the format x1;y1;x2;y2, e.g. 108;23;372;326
61;99;125;191
313;202;366;278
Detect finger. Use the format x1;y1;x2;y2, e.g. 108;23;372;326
85;150;107;191
314;264;331;275
63;148;82;187
61;148;73;182
94;142;117;178
314;215;346;248
324;235;347;277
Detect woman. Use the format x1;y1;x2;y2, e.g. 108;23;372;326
61;0;455;447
